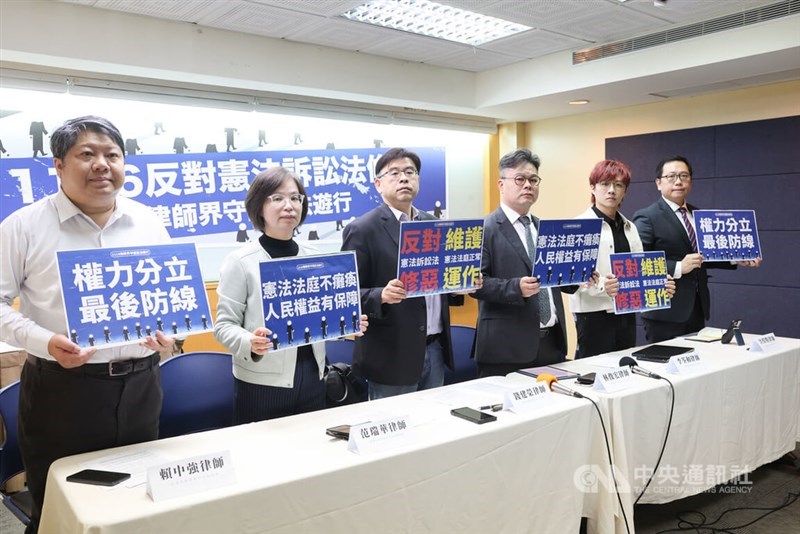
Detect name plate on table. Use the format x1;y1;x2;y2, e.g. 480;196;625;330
147;450;235;502
348;415;410;455
666;351;704;374
593;367;634;393
503;382;552;413
750;333;779;353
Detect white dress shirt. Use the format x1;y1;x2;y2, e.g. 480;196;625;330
499;202;557;328
661;196;696;279
0;189;171;362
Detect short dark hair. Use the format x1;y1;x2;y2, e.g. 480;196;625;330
499;148;541;174
655;155;693;179
589;160;631;203
245;166;308;232
50;116;125;159
374;147;421;177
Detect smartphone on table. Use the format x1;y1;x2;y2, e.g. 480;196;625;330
66;469;131;486
450;407;497;424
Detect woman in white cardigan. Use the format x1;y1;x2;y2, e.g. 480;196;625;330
570;160;675;359
214;166;366;423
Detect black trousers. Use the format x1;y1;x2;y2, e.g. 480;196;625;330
643;296;706;344
477;327;565;378
19;355;161;534
574;311;637;359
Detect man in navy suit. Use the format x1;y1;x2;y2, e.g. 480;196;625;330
472;148;573;377
342;148;466;399
633;156;761;343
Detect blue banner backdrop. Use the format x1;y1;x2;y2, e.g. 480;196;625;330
533;219;602;287
259;252;361;349
694;209;761;261
397;218;483;297
609;251;671;314
0;147;446;238
56;243;212;349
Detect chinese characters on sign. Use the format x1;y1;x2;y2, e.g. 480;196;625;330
397;219;483;297
259;252;361;349
610;251;671;314
147;450;235;502
694;210;761;261
532;219;602;287
56;243;213;349
0;147;446;238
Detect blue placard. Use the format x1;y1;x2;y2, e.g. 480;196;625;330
259;252;361;349
56;243;212;348
693;210;761;261
532;219;602;287
0;147;446;238
396;219;483;297
610;251;671;314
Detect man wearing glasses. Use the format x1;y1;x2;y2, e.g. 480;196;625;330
342;148;465;399
472;148;573;376
633;156;761;343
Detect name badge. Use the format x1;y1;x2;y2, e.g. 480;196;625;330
750;333;778;353
666;351;704;374
146;450;235;502
593;366;634;393
348;415;410;455
504;382;551;413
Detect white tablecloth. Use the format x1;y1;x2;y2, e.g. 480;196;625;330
40;378;619;534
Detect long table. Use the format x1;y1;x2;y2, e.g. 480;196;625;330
40;377;619;534
508;333;800;529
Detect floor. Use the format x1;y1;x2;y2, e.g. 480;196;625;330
2;448;798;533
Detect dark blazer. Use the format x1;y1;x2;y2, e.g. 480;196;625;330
471;207;568;364
633;198;735;323
341;203;462;385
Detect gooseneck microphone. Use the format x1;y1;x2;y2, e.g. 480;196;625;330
619;356;662;379
536;373;584;399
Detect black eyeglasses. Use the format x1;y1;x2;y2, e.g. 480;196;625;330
502;174;542;187
377;167;419;180
660;172;691;183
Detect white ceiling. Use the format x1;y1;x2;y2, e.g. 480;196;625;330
6;0;799;123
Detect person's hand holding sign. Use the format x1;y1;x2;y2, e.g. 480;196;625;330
381;279;407;304
250;326;273;356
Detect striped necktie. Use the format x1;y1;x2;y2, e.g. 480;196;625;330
519;216;551;325
678;207;698;252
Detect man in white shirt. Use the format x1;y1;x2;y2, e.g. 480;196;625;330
633;155;760;343
0;116;174;533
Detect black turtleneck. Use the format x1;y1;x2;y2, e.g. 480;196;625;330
259;233;299;258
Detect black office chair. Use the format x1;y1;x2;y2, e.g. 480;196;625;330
0;380;32;526
159;352;235;439
444;325;478;385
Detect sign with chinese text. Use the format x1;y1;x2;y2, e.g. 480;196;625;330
0;147;446;239
348;415;410;455
56;243;212;349
146;450;235;502
665;351;704;375
397;218;483;297
532;219;602;287
504;382;552;413
259;252;361;349
610;251;671;314
593;366;634;393
694;210;761;261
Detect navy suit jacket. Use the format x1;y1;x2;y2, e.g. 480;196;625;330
633;198;735;323
341;203;461;385
471;207;568;364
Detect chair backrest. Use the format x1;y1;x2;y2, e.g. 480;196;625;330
445;325;477;385
0;380;23;487
325;338;355;365
159;352;234;439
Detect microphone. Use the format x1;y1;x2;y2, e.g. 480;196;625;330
619;356;662;379
536;373;584;399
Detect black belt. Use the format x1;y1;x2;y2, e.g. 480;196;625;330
426;333;442;345
26;352;160;377
539;327;552;338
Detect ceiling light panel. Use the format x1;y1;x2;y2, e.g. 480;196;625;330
340;0;532;46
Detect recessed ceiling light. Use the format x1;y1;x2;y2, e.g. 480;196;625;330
569;99;590;105
340;0;532;46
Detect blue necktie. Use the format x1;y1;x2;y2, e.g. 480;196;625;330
520;216;551;325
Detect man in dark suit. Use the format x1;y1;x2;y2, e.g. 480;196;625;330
342;148;465;399
472;148;572;377
633;155;761;343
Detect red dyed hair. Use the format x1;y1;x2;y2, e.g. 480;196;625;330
589;160;631;204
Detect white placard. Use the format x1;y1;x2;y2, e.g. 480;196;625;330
666;351;704;374
593;366;635;393
348;415;410;455
146;450;235;502
503;382;552;413
750;333;779;353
